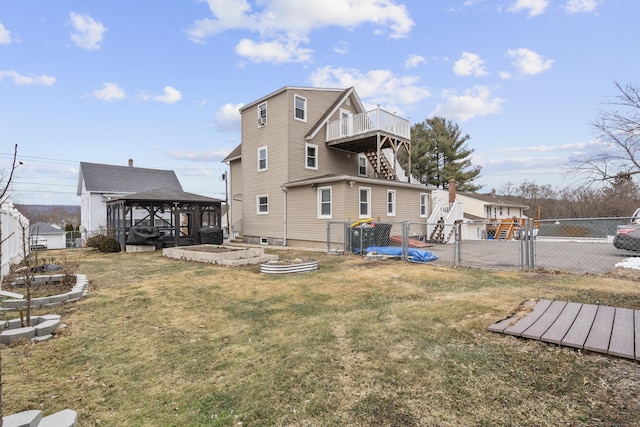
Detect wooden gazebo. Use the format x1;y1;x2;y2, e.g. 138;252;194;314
105;187;224;250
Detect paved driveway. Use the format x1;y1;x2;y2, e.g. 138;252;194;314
425;239;638;274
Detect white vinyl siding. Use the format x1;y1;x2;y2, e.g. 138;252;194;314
257;195;269;214
258;102;267;126
359;187;371;218
305;143;318;170
318;187;332;219
358;154;367;176
294;94;307;122
387;190;396;216
420;193;429;218
258;146;267;172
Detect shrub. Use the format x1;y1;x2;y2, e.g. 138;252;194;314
86;234;106;249
98;237;120;253
86;234;120;252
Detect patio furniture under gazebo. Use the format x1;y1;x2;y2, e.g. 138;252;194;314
105;187;224;251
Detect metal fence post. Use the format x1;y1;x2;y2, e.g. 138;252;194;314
529;218;536;269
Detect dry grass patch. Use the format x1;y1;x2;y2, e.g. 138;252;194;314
1;248;638;426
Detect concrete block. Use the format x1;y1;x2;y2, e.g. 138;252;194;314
2;410;43;427
32;334;53;343
0;326;36;344
35;319;61;336
40;314;61;321
39;409;78;427
48;293;70;304
29;297;49;307
2;299;26;309
126;244;156;253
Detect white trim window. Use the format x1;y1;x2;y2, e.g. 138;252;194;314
305;143;318;170
258;102;267;126
387;190;396;216
294;94;307;122
359;187;371;218
420;193;429;218
257;195;269;215
318;186;332;219
339;108;351;137
358;154;368;176
258;146;267;172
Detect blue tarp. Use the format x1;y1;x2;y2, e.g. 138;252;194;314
364;246;438;263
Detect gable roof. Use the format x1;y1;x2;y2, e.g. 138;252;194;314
458;192;529;209
222;144;241;163
77;162;183;196
305;87;366;141
29;222;65;235
239;86;346;113
109;187;223;204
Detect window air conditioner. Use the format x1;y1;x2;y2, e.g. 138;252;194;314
258;117;267;126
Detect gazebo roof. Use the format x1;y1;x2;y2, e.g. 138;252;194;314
108;187;223;204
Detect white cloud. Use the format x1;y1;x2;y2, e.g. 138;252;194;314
405;54;426;68
0;23;13;45
453;52;488;76
235;38;312;64
309;66;431;109
564;0;598;13
186;0;414;63
153;86;182;104
507;48;554;75
92;82;126;101
433;85;504;122
507;0;549;17
215;103;244;132
167;150;231;162
0;70;56;86
333;40;349;55
69;12;107;50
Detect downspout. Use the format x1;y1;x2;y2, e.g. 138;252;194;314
281;185;287;246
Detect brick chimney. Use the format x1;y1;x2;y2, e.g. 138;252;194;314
448;179;456;204
128;158;133;167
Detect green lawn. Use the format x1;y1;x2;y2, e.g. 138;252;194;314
2;248;639;426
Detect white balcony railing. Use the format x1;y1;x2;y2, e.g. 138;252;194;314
326;106;410;142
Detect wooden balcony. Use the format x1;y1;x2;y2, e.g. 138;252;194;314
326;106;410;153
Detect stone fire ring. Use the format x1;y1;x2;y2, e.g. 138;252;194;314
260;259;318;274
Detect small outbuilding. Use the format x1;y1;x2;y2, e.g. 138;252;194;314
105;187;224;251
29;222;67;249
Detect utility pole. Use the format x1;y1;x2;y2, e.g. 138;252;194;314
222;172;230;240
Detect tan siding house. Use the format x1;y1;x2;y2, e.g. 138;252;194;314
223;86;435;248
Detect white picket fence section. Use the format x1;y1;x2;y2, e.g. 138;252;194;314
1;201;29;280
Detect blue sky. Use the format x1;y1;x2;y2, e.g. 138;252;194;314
1;0;638;205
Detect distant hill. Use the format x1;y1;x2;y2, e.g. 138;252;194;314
15;204;81;227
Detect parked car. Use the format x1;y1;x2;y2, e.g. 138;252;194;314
613;223;640;251
30;235;48;250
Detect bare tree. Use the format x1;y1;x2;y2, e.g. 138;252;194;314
569;82;640;186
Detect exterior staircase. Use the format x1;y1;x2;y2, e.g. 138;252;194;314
428;218;462;244
364;150;394;179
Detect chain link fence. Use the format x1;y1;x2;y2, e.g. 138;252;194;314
328;216;640;274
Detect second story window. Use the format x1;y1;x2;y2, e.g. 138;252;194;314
258;146;267;171
294;95;306;121
306;143;318;170
358;155;368;176
258;102;267;126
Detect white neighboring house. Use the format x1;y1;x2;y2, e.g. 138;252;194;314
29;221;67;249
77;160;183;236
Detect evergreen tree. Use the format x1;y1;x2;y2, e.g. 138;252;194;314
410;116;482;191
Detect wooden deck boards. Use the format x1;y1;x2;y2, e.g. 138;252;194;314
489;299;639;361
